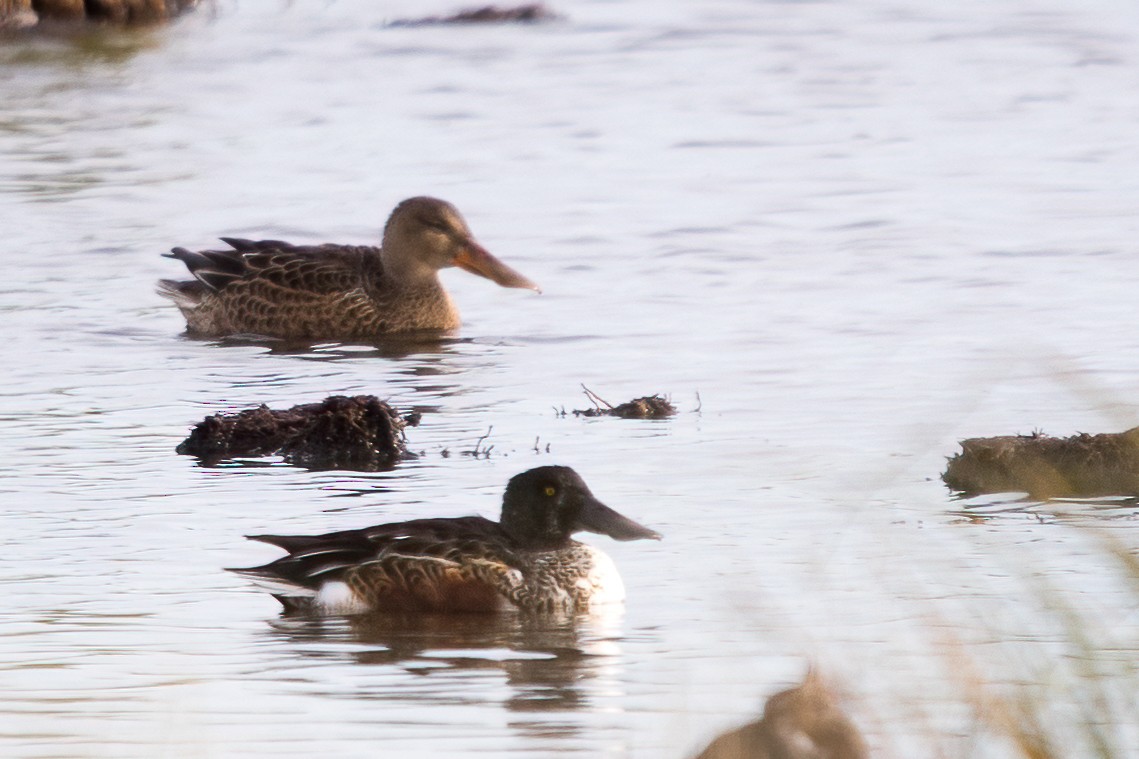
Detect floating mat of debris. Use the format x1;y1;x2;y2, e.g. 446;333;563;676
177;395;415;471
389;3;556;26
572;386;677;419
942;427;1139;498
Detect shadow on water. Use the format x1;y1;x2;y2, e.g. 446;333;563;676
262;608;625;714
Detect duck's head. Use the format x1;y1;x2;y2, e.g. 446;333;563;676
499;465;662;551
382;196;540;292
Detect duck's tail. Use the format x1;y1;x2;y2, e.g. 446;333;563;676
156;278;203;310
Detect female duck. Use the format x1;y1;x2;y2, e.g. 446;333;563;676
230;466;661;615
158;196;539;339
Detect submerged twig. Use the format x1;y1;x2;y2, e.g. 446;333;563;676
581;384;615;411
462;426;494;458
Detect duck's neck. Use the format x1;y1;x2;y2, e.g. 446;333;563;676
378;246;444;292
501;523;575;553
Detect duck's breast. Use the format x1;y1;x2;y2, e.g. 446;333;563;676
513;543;627;611
574;544;626;605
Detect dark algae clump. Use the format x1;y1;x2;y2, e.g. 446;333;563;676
943;426;1139;499
178;395;414;471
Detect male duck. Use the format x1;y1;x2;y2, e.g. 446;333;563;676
158;196;540;339
230;466;661;615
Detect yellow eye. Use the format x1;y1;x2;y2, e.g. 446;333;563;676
544;486;556;497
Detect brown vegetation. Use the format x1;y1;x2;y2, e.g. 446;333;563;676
943;427;1139;498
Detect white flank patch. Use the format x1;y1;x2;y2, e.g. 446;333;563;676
238;573;316;599
314;581;371;615
578;546;626;605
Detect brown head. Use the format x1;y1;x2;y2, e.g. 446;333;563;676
381;196;540;291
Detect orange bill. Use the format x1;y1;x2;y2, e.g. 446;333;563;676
454;241;541;292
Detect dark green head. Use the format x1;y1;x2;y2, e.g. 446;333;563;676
499;465;662;551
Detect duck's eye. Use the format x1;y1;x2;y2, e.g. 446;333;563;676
418;216;449;234
543;485;557;497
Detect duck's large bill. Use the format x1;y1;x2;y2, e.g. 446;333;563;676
454;242;541;292
577;496;662;542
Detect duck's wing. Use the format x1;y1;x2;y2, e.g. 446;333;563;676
231;517;522;612
163;239;379;296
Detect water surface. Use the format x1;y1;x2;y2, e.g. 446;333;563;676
2;1;1139;756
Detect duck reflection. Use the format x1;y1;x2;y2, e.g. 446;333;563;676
265;605;625;714
207;331;467;363
209;333;498;406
